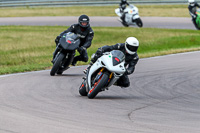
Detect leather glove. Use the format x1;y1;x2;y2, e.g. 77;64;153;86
55;36;61;44
96;48;103;56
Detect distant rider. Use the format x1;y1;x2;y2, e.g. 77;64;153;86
54;14;94;66
188;0;200;28
119;0;130;24
85;37;139;88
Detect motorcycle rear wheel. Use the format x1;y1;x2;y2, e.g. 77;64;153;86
122;22;129;27
79;80;87;96
50;53;65;76
87;72;109;99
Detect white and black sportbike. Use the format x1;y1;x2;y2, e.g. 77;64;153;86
50;32;80;76
79;50;126;99
115;4;143;27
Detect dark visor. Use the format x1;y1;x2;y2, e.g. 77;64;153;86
126;43;138;52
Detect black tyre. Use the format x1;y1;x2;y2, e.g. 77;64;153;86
87;72;109;99
122;22;129;27
56;71;63;75
136;18;143;27
50;53;65;76
79;80;87;96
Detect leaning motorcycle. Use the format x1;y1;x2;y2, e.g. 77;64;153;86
50;32;80;76
79;50;126;99
195;8;200;30
115;4;143;27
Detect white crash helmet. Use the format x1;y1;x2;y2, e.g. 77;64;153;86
125;37;139;55
188;0;195;6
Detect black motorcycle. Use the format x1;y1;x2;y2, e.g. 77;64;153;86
50;32;80;76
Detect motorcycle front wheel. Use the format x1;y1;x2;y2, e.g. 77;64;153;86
56;52;74;75
50;53;65;76
136;18;143;27
87;72;109;99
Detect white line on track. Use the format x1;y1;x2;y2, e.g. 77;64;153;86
1;51;200;78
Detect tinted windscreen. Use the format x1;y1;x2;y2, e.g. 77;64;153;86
111;50;125;60
65;32;78;41
111;50;125;66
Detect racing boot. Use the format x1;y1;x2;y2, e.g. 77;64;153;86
51;47;60;64
71;57;78;66
83;63;93;74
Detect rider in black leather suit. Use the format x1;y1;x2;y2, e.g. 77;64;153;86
54;15;94;66
88;37;139;88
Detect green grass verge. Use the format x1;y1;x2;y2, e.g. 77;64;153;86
0;26;199;75
0;5;190;17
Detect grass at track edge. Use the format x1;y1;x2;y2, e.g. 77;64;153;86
0;25;199;75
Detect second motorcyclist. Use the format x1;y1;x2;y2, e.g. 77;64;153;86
119;0;130;24
54;14;94;66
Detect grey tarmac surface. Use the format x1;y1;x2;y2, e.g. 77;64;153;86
0;51;200;133
0;16;196;29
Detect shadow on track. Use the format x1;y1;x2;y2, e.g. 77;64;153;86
79;95;142;100
57;74;85;77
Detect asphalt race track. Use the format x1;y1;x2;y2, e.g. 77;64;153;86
0;16;196;29
1;51;200;133
0;16;200;133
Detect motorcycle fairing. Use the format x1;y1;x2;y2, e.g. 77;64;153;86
115;4;140;25
196;8;200;27
86;51;126;90
59;33;80;51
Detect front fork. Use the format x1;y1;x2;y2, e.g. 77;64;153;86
86;67;114;92
93;68;114;88
53;43;61;59
93;68;104;85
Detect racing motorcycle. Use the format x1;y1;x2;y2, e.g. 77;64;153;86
79;50;126;99
115;4;143;27
50;32;80;76
195;8;200;30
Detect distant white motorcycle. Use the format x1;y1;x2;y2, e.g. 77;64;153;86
115;4;143;27
79;50;126;99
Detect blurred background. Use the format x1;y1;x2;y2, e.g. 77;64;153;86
1;0;200;8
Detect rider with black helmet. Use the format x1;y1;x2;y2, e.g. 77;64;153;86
54;15;94;66
120;0;130;11
119;0;130;23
